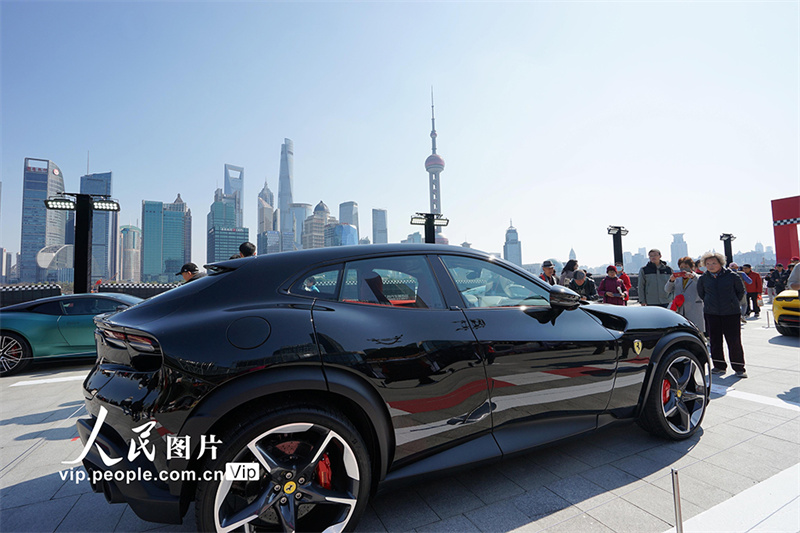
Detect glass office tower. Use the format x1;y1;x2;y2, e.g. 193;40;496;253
20;158;65;282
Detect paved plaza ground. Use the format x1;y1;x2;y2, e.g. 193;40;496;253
1;305;798;532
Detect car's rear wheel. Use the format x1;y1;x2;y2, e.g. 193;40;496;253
0;332;32;377
195;404;371;533
638;349;708;440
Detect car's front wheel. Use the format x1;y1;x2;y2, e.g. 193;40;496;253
0;332;32;377
195;404;371;533
638;349;708;440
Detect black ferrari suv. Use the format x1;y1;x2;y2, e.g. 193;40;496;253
77;244;710;532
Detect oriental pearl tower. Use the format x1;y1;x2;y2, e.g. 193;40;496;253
425;89;447;241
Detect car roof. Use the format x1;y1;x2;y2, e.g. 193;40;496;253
0;292;142;312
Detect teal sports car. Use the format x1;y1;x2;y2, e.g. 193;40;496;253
0;293;143;376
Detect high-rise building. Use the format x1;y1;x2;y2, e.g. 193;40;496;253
0;247;10;284
401;232;423;244
289;203;313;251
372;209;388;244
141;195;192;283
224;164;244;227
277;139;294;241
80;172;118;282
303;202;337;250
670;234;688;269
503;222;522;266
207;188;249;263
424;91;445;235
119;225;142;282
326;223;358;247
339;202;359;239
265;231;282;254
257;181;275;255
20;158;66;282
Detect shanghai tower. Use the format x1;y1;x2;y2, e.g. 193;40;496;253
277;139;294;242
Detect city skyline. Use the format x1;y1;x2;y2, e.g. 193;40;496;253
1;2;797;268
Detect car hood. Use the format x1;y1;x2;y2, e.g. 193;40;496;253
582;303;697;332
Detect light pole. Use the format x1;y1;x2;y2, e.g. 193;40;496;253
410;213;449;244
44;193;120;293
720;234;736;266
607;226;629;266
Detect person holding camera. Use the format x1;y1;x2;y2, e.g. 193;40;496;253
664;256;704;333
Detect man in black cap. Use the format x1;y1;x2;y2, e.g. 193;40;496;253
540;260;557;285
176;263;206;284
568;270;599;301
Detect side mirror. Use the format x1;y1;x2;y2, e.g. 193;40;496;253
549;284;581;310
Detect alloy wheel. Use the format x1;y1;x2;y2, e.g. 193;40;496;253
0;335;24;374
660;355;706;435
213;422;361;533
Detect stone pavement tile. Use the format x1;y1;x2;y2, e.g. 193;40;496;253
703;446;786;482
731;440;799;471
578;464;643;495
661;433;725;461
618;480;703;525
727;411;790;434
527;505;581;530
372;487;440;532
55;491;127;532
584;497;670;533
765;419;800;444
745;434;800;456
700;405;747;428
464;500;536;532
415;514;481;533
609;454;663;481
414;477;485;519
355;505;387;533
540;511;614;533
532;450;592;479
52;469;94;500
559;441;627;468
649;470;733;510
673;458;758;495
497;457;560;492
0;471;68;510
750;496;800;533
512;486;571;519
456;464;525;505
0;494;79;532
545;475;614;512
756;405;800;420
588;427;663;456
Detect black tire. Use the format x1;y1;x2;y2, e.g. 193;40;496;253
195;404;371;533
0;332;32;377
638;349;708;440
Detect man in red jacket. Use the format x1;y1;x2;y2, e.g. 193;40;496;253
742;264;763;318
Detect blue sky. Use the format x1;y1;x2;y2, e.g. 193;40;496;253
2;1;798;268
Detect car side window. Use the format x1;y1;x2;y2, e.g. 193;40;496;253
441;255;550;308
289;265;342;301
94;298;126;314
340;256;445;309
31;301;63;315
61;298;100;316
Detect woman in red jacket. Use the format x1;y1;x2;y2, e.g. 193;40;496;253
598;265;628;305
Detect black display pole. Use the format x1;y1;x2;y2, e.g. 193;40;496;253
424;215;436;244
73;194;94;294
720;234;735;266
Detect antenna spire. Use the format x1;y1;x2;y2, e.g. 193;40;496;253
430;86;438;154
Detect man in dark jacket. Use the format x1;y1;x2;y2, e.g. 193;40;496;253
697;252;747;378
176;262;206;284
769;264;788;294
568;270;598;301
637;249;673;307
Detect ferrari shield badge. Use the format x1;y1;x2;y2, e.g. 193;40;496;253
633;340;643;355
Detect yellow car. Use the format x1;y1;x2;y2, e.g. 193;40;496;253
773;289;799;336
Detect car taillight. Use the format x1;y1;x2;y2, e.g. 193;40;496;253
127;334;158;353
101;329;161;354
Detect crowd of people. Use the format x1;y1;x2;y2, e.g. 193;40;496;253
539;250;800;381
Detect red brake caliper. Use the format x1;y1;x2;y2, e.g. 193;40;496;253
316;453;332;489
661;379;671;405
